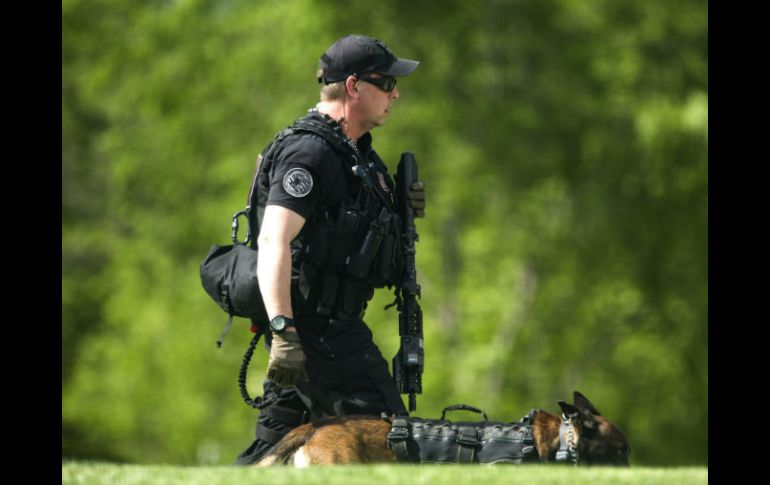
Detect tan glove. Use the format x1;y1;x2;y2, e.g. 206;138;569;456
267;330;308;387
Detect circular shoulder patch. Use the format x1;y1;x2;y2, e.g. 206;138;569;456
283;167;314;198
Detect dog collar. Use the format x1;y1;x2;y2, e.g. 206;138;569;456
555;415;579;465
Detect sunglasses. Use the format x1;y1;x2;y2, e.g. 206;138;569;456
357;73;398;92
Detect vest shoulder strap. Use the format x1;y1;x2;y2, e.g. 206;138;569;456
289;117;356;159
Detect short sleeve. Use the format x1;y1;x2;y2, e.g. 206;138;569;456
266;135;333;220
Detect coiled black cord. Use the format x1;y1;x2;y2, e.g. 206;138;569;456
237;329;276;409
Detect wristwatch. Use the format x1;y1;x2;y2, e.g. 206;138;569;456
269;315;294;334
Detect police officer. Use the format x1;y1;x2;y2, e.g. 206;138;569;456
235;34;425;465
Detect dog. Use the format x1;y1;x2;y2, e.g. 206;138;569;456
255;391;630;467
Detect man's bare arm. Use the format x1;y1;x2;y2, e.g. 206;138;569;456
257;205;306;324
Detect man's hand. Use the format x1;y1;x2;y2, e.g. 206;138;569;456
408;180;426;218
267;330;308;387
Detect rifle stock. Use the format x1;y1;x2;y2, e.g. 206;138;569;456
392;152;424;412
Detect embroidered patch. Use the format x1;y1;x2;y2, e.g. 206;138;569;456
283;167;314;198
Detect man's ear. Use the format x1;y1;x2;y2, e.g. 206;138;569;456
345;76;359;96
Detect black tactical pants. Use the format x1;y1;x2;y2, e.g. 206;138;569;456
235;317;407;465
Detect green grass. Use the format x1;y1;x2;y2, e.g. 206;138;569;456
62;461;707;485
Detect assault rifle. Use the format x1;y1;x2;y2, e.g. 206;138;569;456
392;152;424;412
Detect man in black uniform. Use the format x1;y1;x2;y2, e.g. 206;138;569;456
235;34;425;465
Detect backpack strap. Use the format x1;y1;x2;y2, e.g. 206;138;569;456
245;127;295;249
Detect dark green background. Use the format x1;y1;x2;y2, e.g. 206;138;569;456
62;0;707;466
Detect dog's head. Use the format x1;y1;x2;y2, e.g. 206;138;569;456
557;391;631;466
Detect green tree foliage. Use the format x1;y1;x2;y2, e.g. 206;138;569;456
63;0;707;466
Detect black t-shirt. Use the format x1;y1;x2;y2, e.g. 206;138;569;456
266;112;381;221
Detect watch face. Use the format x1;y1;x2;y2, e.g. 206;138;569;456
271;316;286;332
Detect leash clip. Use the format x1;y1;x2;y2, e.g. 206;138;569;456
556;414;579;466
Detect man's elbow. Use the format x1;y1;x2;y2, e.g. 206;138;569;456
256;230;274;248
257;231;288;253
258;205;306;249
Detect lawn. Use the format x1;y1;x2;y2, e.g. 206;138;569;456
62;461;707;485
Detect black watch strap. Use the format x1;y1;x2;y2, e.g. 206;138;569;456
270;315;294;333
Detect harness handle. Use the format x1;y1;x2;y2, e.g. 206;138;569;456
440;404;489;421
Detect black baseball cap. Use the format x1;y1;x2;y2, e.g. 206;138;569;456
318;35;419;84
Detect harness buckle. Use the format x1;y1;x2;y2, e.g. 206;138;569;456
387;418;410;441
456;427;479;447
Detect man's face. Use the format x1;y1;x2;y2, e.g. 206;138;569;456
355;72;400;129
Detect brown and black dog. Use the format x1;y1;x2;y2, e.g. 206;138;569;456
256;391;630;467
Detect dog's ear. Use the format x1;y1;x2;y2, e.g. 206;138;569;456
561;399;600;431
558;400;580;418
573;391;601;416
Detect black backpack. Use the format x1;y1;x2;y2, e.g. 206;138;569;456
199;180;267;347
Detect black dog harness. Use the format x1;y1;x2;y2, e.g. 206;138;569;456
386;405;540;464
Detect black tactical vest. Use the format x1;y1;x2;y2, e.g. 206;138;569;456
253;113;402;322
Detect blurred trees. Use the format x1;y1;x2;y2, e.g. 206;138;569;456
62;0;707;465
